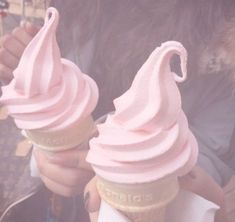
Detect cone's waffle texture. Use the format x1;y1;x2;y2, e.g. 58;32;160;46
25;116;94;151
97;176;179;222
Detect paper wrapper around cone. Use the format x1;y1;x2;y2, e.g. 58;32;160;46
24;116;95;152
97;176;179;222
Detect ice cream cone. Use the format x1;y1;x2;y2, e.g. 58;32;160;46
0;7;99;154
87;41;198;222
25;116;95;152
97;176;179;222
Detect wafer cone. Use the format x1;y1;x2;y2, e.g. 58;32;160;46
97;176;179;222
24;116;95;152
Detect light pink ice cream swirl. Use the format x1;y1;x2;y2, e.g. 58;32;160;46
0;7;98;131
87;41;198;184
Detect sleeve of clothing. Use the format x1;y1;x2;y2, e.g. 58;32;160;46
180;73;235;186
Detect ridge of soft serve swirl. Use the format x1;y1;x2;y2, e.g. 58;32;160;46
87;41;198;184
0;7;98;131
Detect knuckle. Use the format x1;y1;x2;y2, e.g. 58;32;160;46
0;64;6;71
64;189;75;197
0;49;11;66
0;48;5;60
69;174;81;186
68;172;91;190
0;34;10;45
63;187;78;197
12;27;22;36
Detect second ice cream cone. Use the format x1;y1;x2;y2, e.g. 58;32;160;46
87;41;198;222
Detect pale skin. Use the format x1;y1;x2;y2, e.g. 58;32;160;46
0;24;227;222
0;22;38;83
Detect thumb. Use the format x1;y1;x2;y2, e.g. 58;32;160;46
84;177;101;222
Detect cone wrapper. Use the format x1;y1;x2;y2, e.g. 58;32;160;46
98;190;219;222
25;116;95;152
97;176;179;222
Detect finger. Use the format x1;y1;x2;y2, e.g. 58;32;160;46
0;48;19;69
84;177;101;213
1;34;25;59
89;211;99;222
12;26;35;46
179;166;225;206
35;150;94;187
179;174;196;192
40;174;82;197
45;147;93;171
0;64;13;82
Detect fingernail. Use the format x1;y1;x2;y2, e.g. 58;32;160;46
84;192;90;212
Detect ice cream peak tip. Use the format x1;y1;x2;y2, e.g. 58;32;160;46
158;41;187;83
14;7;62;97
111;40;188;132
44;7;59;30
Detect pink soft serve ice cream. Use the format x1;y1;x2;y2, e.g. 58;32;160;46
87;41;198;184
0;7;98;135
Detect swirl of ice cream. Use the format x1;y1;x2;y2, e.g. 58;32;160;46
87;41;198;184
0;7;98;131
